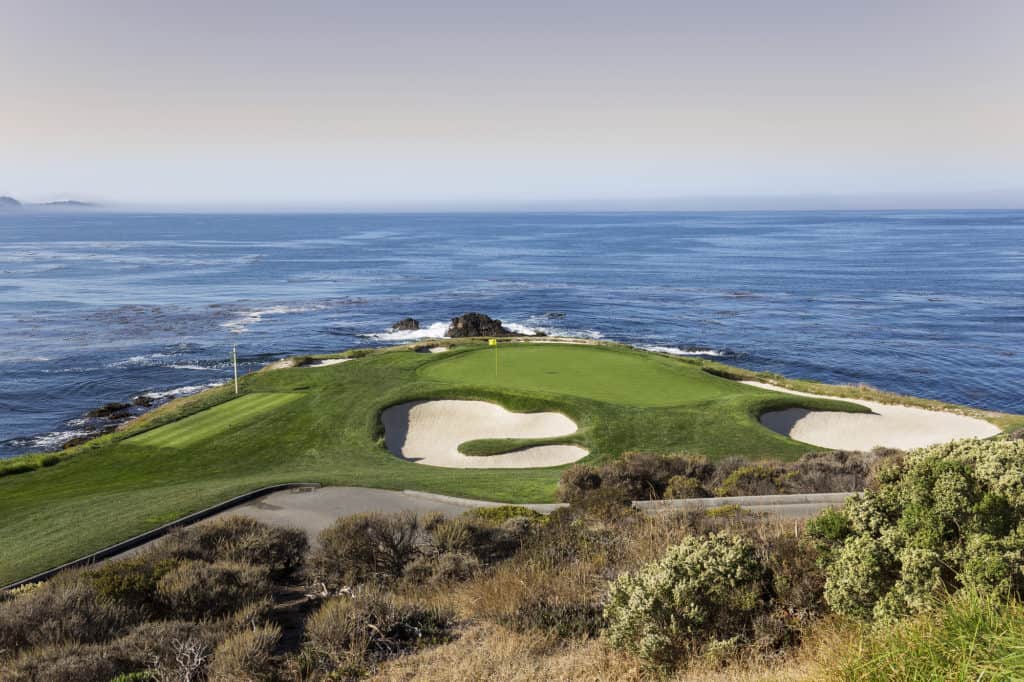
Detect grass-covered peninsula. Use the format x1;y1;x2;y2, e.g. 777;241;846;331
0;341;1017;585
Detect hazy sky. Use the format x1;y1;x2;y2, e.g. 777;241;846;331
2;1;1023;208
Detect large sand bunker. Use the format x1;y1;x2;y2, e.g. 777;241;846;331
750;381;1000;450
382;400;587;468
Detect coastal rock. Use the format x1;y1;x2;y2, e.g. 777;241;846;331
86;402;132;419
392;318;421;331
446;312;521;338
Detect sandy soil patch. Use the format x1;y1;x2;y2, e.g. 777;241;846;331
306;358;351;367
748;381;1000;450
382;400;587;468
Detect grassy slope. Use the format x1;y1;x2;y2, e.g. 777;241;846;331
0;342;926;584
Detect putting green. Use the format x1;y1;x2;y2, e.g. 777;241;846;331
130;393;303;449
420;344;746;406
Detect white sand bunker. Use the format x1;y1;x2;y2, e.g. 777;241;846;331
749;381;1000;451
382;400;588;468
306;358;351;367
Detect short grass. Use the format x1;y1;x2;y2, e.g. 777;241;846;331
129;393;303;449
421;344;741;406
0;341;933;585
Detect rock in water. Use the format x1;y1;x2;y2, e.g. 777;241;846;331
446;312;521;338
392;318;421;331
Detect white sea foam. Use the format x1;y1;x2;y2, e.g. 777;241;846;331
139;381;226;401
363;321;450;341
108;353;172;368
221;305;325;334
639;345;727;357
11;429;92;450
167;363;222;371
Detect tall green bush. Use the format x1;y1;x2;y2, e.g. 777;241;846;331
808;439;1024;622
603;532;771;667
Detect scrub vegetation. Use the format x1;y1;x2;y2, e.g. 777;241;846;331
4;440;1024;679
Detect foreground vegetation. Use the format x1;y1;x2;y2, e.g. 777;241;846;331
4;438;1024;680
0;342;877;584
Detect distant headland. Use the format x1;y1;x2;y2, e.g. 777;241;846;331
0;195;100;209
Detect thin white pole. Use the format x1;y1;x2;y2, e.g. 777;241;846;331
232;344;239;395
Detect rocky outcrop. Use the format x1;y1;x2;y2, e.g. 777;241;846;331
391;318;421;331
86;402;132;419
446;312;521;338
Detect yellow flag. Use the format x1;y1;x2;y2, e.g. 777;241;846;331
488;338;497;346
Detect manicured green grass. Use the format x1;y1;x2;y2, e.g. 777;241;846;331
0;342;881;584
421;344;741;406
129;393;303;449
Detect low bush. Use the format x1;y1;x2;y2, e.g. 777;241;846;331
498;597;604;640
558;453;714;503
156;561;270;620
466;505;546;524
403;552;480;585
0;573;136;656
714;463;795;496
603;532;772;668
87;556;179;614
0;642;129;682
809;439;1024;622
157;516;307;579
110;619;219;679
664;475;708;499
310;512;419;589
207;624;281;682
304;589;451;676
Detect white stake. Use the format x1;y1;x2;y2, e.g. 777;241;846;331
232;344;239;395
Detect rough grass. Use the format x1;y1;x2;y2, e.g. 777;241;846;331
0;341;984;585
825;590;1024;681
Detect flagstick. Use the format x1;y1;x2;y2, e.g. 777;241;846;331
232;344;239;395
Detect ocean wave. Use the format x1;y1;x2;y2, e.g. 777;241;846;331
363;321;450;341
639;345;728;357
221;304;327;334
139;381;226;401
6;429;92;451
108;353;173;368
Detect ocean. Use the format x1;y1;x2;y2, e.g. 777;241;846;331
1;210;1021;458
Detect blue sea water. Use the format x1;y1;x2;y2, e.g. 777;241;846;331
1;210;1022;458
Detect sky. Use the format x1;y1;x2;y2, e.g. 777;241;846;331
2;0;1023;209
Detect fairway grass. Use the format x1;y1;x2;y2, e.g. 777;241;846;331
0;341;984;585
129;393;303;449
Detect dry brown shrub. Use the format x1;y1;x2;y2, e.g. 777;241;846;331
207;623;281;682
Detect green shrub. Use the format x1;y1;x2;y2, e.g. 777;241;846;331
311;512;420;589
304;589;451;676
466;505;546;524
87;556;178;614
714;463;794;496
207;624;280;682
603;532;771;667
664;475;708;499
814;439;1024;622
156;561;269;620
